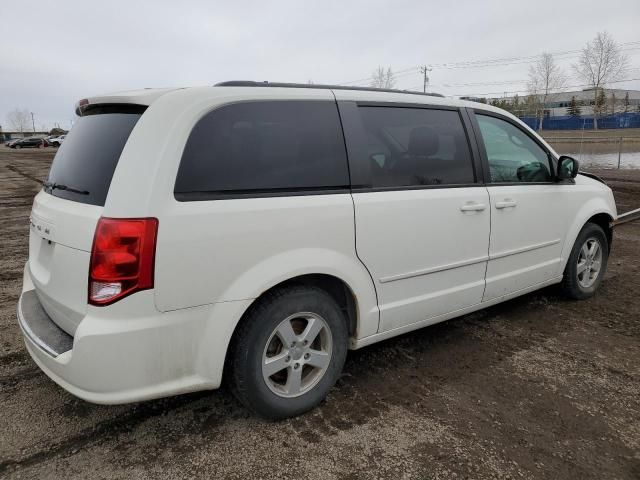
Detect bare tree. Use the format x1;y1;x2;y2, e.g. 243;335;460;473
573;31;629;129
528;53;566;131
7;108;31;135
371;66;395;89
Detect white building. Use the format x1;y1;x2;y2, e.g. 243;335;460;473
490;88;640;117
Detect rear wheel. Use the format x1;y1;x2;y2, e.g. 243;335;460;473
560;223;609;299
229;285;348;420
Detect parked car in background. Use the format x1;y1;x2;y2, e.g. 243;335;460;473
48;135;66;147
5;138;21;147
10;137;46;149
17;83;617;420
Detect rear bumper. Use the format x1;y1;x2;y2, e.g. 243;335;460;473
18;290;73;356
18;266;251;404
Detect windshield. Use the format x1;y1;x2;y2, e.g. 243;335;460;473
46;112;142;206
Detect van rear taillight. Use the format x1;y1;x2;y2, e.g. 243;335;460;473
89;217;158;306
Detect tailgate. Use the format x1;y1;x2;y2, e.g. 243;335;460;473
29;191;102;335
27;107;144;335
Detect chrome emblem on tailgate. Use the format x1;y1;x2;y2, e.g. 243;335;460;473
30;214;55;242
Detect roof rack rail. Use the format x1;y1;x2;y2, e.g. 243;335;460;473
214;80;445;98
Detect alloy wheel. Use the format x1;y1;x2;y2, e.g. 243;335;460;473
577;237;603;288
262;312;332;398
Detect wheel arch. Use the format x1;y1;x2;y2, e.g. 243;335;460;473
559;202;614;274
586;212;613;252
195;250;380;387
219;272;369;386
229;273;363;347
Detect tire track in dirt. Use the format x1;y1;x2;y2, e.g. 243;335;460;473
0;392;213;476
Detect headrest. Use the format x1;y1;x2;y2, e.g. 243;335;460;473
408;127;439;156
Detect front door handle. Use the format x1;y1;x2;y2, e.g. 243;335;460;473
460;202;487;212
495;200;517;209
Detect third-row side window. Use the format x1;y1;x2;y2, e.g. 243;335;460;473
357;107;475;188
174;101;349;198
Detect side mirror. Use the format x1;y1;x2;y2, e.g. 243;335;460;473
557;155;579;180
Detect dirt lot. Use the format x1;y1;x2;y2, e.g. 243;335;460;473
1;148;639;479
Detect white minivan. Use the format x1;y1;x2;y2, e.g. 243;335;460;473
18;82;617;419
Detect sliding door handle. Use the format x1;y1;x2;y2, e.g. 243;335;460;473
460;202;487;212
495;200;517;209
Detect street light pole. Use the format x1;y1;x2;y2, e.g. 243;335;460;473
30;112;35;133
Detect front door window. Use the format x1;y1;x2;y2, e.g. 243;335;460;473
476;115;552;183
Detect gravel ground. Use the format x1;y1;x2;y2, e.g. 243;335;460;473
1;148;639;479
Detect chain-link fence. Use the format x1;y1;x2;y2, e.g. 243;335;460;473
545;135;640;169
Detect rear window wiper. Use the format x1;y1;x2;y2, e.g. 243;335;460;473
43;181;90;195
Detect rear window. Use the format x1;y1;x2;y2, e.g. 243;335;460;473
46;111;142;206
174;101;349;200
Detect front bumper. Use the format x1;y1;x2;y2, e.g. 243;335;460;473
17;266;252;404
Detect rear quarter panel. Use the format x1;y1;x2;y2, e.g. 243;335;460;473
153;194;380;339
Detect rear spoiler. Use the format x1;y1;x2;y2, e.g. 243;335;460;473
74;88;179;116
75;101;147;117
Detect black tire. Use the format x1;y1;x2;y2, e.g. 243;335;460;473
228;285;348;420
15;145;21;149
560;222;609;300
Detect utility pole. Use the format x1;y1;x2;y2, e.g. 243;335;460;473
30;112;35;132
419;65;432;92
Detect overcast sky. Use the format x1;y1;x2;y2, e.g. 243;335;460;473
1;0;639;130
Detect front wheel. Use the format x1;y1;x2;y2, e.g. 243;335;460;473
15;145;21;149
228;285;348;420
560;223;609;300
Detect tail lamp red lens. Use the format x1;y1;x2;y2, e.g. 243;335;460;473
89;217;158;306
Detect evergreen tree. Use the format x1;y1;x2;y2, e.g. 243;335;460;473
507;94;521;117
609;92;617;115
623;92;630;114
595;88;607;117
523;95;538;116
567;96;582;117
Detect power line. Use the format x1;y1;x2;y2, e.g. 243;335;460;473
338;41;640;86
428;41;640;69
420;46;639;71
339;66;416;85
431;68;640;89
398;68;639;93
450;77;640;97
